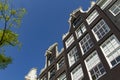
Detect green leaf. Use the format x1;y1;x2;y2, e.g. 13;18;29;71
0;53;12;69
0;29;20;47
4;4;8;10
0;2;3;10
11;9;16;15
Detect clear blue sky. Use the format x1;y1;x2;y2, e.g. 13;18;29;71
0;0;95;80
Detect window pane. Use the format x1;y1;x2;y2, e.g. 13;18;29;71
58;73;66;80
65;35;74;48
97;0;112;9
80;34;94;54
86;10;99;25
116;56;120;62
68;47;79;67
109;0;120;16
75;24;86;39
100;35;120;67
85;51;106;80
57;58;64;70
71;64;84;80
92;19;110;41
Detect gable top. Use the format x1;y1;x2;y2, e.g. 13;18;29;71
25;68;37;80
45;42;58;56
68;1;95;27
62;1;96;40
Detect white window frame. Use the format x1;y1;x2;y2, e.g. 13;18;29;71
67;46;79;67
97;0;112;10
109;0;120;16
41;76;47;80
85;51;106;80
100;35;120;68
65;35;74;48
48;57;54;66
49;69;55;79
57;58;64;70
79;34;94;54
92;19;110;41
86;10;99;25
75;23;86;39
71;64;84;80
57;73;66;80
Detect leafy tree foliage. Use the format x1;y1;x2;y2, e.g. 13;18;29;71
0;0;26;69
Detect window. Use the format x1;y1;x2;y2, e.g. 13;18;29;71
73;16;82;27
68;46;79;67
49;69;55;79
85;51;106;80
48;57;54;66
100;35;120;68
71;64;84;80
65;35;74;48
41;76;47;80
109;0;120;16
75;23;86;39
86;10;99;25
79;34;94;54
97;0;112;10
57;58;65;70
57;73;66;80
92;19;110;41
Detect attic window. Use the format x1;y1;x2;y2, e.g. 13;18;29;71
73;16;82;27
48;56;54;66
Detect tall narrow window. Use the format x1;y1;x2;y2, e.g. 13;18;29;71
109;0;120;16
75;23;86;39
100;35;120;68
48;57;54;66
57;58;65;70
92;19;110;41
85;51;106;80
65;35;74;48
49;68;56;79
86;10;99;25
79;34;94;54
41;76;47;80
68;47;79;67
71;64;84;80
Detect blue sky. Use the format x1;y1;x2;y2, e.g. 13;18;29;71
0;0;95;80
